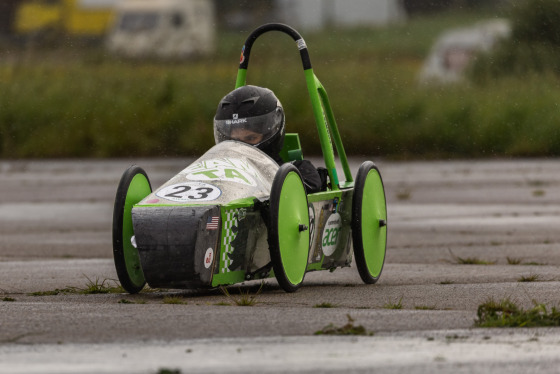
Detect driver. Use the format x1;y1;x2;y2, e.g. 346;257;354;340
214;85;323;193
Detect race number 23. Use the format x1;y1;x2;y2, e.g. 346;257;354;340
156;182;222;202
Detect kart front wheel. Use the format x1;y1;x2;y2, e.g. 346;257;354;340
112;165;151;294
269;164;311;293
352;161;387;284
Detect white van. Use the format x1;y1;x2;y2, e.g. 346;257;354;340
419;19;510;84
107;0;215;59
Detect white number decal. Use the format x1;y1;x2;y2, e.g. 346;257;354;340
156;182;221;202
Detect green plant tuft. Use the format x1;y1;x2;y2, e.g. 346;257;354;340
507;257;522;265
415;305;436;310
314;302;336;308
314;314;372;336
449;249;495;265
518;274;540;282
476;298;560;327
162;296;187;305
220;283;264;306
383;296;404;310
80;276;124;294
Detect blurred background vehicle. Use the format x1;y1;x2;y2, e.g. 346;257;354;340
106;0;215;59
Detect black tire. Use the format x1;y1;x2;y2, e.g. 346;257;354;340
268;164;311;293
352;161;387;284
112;165;152;294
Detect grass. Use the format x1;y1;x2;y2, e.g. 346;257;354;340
29;276;124;296
157;369;181;374
532;189;546;197
2;297;15;302
220;282;264;306
518;274;540;282
396;190;411;200
415;305;436;310
507;257;522;265
314;302;337;308
5;7;560;160
476;298;560;327
449;250;495;265
314;314;372;336
439;280;454;285
80;276;124;294
383;296;403;310
162;296;187;305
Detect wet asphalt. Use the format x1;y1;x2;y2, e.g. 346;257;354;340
1;158;560;373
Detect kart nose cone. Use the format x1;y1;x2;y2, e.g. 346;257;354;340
132;205;221;288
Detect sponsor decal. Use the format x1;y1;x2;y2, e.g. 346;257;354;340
308;203;316;249
204;248;214;269
240;45;246;64
156;182;221;202
321;212;342;257
206;216;219;230
296;38;307;50
182;158;260;187
332;197;339;213
225;117;248;125
237;208;247;221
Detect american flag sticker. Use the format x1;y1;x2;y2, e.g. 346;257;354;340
206;216;219;230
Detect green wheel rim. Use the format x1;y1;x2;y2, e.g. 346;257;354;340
269;163;310;292
352;161;387;284
122;173;150;287
113;166;151;293
361;169;387;278
278;171;310;285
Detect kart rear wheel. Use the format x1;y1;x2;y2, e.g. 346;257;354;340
112;165;151;294
269;164;310;293
352;161;387;284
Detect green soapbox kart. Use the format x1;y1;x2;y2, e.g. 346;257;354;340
112;23;387;293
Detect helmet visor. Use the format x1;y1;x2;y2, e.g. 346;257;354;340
214;107;284;146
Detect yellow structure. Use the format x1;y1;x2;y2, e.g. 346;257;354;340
15;0;114;37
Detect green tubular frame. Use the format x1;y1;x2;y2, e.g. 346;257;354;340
234;23;353;190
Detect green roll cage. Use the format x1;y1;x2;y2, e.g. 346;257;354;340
234;23;353;190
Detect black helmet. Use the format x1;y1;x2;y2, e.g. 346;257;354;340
214;85;285;158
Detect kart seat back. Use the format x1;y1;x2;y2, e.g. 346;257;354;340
279;133;303;163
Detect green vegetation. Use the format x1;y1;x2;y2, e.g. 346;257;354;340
476;298;560;327
220;283;264;306
415;305;436;310
454;257;496;265
29;289;72;296
449;250;495;265
314;302;337;308
471;0;560;81
162;296;187;305
383;296;404;310
518;274;540;282
3;7;560;159
2;297;15;302
80;276;124;294
156;369;181;374
506;257;522;265
314;314;372;336
29;277;124;296
523;261;546;266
